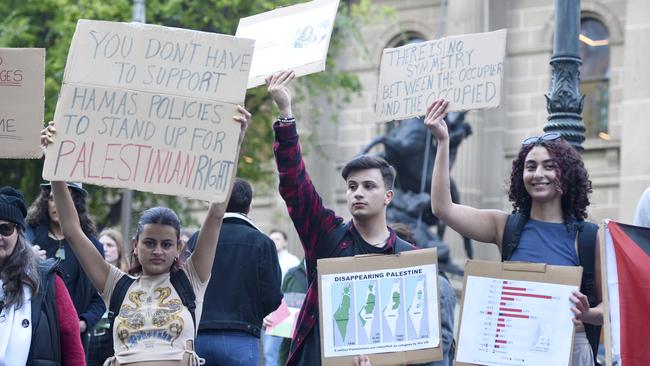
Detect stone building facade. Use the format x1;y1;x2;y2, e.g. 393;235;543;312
247;0;650;265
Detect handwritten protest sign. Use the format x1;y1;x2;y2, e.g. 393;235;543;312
376;29;507;122
43;20;254;202
0;48;45;158
235;0;339;88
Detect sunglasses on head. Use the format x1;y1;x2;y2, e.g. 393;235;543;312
521;132;561;146
0;223;17;237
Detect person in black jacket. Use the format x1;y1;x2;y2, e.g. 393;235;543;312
25;182;106;352
187;178;282;366
0;186;85;365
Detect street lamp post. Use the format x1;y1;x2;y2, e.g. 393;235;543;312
121;0;146;248
544;0;585;151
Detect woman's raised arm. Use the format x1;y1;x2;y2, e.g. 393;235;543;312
191;105;250;282
426;99;509;248
42;123;110;292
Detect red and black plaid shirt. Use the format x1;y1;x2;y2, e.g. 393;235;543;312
273;121;399;365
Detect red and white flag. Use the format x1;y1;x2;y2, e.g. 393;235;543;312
604;220;650;366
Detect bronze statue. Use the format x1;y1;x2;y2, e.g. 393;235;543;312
361;113;472;274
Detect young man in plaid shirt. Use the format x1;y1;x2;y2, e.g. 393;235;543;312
266;70;427;366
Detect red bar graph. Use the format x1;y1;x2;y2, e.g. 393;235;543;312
500;313;530;319
499;307;523;313
502;286;526;291
501;291;552;299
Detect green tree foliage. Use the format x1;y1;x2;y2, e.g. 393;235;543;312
0;0;387;228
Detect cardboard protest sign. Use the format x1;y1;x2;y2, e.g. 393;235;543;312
376;29;507;122
43;20;254;202
0;48;45;158
235;0;339;88
455;260;582;366
318;248;442;366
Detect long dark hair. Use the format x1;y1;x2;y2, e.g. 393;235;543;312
129;207;182;275
508;138;592;222
26;187;97;236
0;232;39;309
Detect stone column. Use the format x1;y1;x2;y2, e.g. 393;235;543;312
618;0;650;223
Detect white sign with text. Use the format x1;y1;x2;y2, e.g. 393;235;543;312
376;29;507;122
43;20;254;202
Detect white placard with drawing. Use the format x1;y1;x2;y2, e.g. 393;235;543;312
235;0;339;88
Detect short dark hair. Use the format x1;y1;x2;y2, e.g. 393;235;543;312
341;155;396;190
226;178;253;213
269;228;287;240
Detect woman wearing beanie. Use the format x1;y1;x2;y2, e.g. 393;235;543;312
25;181;107;351
0;186;85;365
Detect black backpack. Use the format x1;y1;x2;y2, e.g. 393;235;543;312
107;270;197;351
501;212;601;365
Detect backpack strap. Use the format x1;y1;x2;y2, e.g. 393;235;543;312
317;221;350;260
108;275;135;333
501;212;527;261
394;237;416;253
170;270;197;333
577;221;598;284
576;221;601;364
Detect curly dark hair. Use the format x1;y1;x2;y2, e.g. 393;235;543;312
508;138;592;222
26;187;97;236
1;232;39;309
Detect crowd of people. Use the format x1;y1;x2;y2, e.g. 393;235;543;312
1;69;648;366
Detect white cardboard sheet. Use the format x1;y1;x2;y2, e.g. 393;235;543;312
0;48;45;158
456;276;577;366
376;29;507;122
236;0;339;88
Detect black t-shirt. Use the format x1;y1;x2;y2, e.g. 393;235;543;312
351;229;390;255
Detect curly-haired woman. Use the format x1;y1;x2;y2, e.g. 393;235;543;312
0;186;85;365
25;182;106;349
426;99;602;366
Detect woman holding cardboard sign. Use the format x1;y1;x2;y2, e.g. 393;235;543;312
425;99;602;366
40;105;249;366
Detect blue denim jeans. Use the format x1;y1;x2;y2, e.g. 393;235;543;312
262;332;283;366
195;330;259;366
